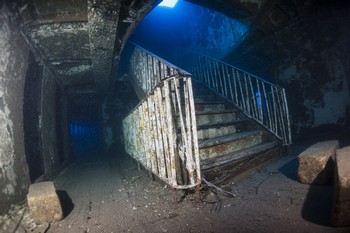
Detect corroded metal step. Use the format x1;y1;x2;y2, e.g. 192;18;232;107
196;109;238;126
194;102;226;113
201;141;279;170
194;94;222;102
197;124;237;140
197;119;248;130
197;119;252;140
201;142;280;185
191;80;282;185
198;130;263;160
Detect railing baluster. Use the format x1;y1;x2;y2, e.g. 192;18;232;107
226;66;233;102
187;78;201;183
282;89;292;145
148;94;159;175
216;62;223;95
248;74;258;120
214;61;220;92
204;58;209;87
236;70;245;110
184;78;195;184
243;73;250;115
256;80;263;122
155;88;166;178
271;86;278;134
222;64;228;98
262;82;273;130
276;90;287;143
163;80;177;184
232;68;238;106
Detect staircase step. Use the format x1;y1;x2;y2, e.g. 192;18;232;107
195;102;226;113
194;95;223;102
201;141;279;170
192;83;211;91
197;119;252;140
198;124;237;140
197;119;248;130
201;142;280;185
191;80;282;185
196;109;238;126
198;130;263;160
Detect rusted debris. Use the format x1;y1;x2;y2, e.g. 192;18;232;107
202;178;236;198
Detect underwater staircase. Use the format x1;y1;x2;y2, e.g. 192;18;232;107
192;81;280;185
123;43;290;190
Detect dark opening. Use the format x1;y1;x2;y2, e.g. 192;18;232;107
130;0;249;62
68;105;102;158
56;86;65;164
23;52;44;182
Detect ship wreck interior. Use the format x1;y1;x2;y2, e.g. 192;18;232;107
0;0;349;232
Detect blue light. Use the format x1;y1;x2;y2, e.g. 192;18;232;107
159;0;178;8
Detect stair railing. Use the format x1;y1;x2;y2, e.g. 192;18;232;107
173;50;292;146
122;43;201;189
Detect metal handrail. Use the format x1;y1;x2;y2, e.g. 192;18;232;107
173;49;292;146
122;43;201;189
128;42;191;96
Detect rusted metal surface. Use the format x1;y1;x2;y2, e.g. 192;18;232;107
174;50;292;146
123;44;201;189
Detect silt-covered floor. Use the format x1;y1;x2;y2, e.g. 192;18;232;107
43;141;350;233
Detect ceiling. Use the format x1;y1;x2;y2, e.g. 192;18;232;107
8;0;312;104
10;0;158;103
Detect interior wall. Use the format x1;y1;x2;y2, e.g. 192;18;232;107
102;80;139;154
0;4;31;214
58;87;71;165
130;1;249;61
23;52;44;183
68;104;102;158
225;2;350;135
40;68;60;178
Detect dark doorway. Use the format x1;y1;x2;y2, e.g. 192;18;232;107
23;52;44;182
56;86;65;164
69;105;102;158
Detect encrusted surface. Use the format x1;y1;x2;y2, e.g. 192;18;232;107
27;181;63;224
0;5;30;214
332;146;350;227
298;140;339;184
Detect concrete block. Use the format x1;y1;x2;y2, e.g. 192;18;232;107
27;181;63;224
298;140;339;184
332;146;350;227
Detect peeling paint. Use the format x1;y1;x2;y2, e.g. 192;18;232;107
31;22;89;38
0;14;17;196
2;184;14;195
56;64;91;76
